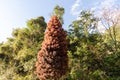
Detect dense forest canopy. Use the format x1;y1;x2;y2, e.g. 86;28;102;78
0;5;120;80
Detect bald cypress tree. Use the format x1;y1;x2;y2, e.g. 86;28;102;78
35;16;68;80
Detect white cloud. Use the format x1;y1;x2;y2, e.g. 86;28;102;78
71;0;81;15
97;21;106;33
100;0;117;9
92;0;117;17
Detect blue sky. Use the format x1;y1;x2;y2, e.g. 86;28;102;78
0;0;120;42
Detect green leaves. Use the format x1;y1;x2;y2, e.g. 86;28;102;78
0;16;46;80
53;5;64;24
0;6;120;80
67;10;120;80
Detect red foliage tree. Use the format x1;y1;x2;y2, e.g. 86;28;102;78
35;16;68;80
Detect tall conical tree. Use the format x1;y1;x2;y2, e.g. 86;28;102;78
35;16;68;80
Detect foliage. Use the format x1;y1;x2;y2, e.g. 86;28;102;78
53;5;64;24
66;10;120;80
0;6;120;80
0;16;46;80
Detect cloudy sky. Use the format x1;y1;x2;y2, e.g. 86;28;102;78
0;0;120;42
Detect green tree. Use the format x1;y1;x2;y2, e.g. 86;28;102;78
67;10;104;80
0;16;46;80
101;8;120;53
53;5;64;24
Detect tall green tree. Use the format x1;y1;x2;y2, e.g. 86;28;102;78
53;5;64;24
68;10;99;54
67;10;104;80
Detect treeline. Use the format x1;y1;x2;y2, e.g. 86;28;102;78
0;6;120;80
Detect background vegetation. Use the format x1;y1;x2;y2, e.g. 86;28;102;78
0;5;120;80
